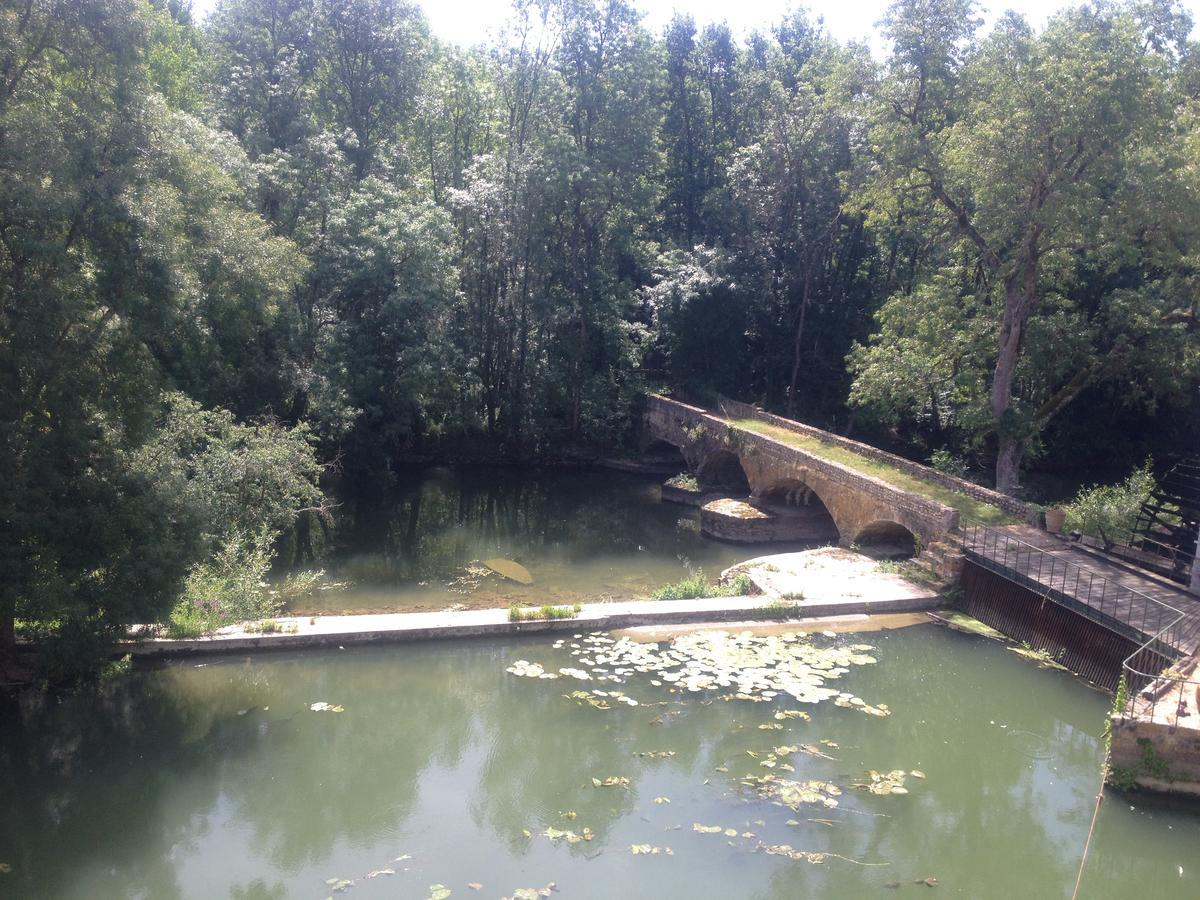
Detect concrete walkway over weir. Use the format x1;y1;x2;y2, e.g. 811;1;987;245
126;561;939;658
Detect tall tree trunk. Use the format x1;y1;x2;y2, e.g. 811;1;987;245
785;267;812;418
994;437;1024;496
990;255;1037;495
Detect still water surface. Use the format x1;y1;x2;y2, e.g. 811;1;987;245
298;467;753;614
1;626;1197;899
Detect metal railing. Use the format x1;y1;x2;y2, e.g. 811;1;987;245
1122;633;1200;728
959;521;1198;726
960;522;1183;648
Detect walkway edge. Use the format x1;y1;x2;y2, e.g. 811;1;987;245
124;594;940;659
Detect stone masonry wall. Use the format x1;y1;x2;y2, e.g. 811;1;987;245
716;396;1036;524
1111;715;1200;794
645;395;960;547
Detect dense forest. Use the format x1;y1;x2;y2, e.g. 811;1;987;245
2;0;1198;673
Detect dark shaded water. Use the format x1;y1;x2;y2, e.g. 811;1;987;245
296;467;755;614
1;626;1197;899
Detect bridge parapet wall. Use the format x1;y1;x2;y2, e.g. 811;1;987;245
717;397;1036;524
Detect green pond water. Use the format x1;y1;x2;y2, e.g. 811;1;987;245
2;625;1198;899
295;467;755;614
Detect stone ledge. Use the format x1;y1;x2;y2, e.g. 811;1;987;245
123;592;941;659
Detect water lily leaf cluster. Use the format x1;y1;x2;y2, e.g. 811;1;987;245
511;631;886;710
743;773;843;809
854;770;910;795
526;826;594;844
502;884;557;899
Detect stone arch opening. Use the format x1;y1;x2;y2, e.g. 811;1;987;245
642;438;688;470
696;450;750;492
748;479;840;543
758;479;833;515
854;520;917;559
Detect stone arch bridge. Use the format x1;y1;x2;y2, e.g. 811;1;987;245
642;394;1030;551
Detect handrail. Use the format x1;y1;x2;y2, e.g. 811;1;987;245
959;521;1195;725
959;522;1184;647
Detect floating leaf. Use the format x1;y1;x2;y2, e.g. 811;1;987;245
483;558;533;584
653;796;671;804
593;776;630;787
564;690;610;709
325;878;355;893
532;825;592;844
853;769;910;796
310;702;345;713
467;884;482;892
910;770;926;779
0;863;9;874
634;750;676;758
503;884;557;899
630;843;672;855
428;884;452;900
761;843;831;864
693;824;723;834
365;868;395;878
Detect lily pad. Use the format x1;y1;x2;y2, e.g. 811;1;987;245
853;769;911;796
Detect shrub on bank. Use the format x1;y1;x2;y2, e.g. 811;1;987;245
1063;461;1157;550
651;572;755;601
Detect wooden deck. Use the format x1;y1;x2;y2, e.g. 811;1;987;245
962;524;1200;657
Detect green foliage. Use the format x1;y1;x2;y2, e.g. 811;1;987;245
929;450;970;479
651;571;754;601
130;394;326;541
28;617;127;687
665;473;700;490
1064;461;1157;549
167;530;276;637
166;531;323;637
851;0;1200;492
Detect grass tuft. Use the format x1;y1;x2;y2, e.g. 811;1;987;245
651;571;755;601
509;603;582;622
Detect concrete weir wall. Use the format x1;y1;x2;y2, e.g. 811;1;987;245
643;394;960;549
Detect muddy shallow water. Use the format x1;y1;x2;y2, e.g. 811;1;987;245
291;467;766;614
